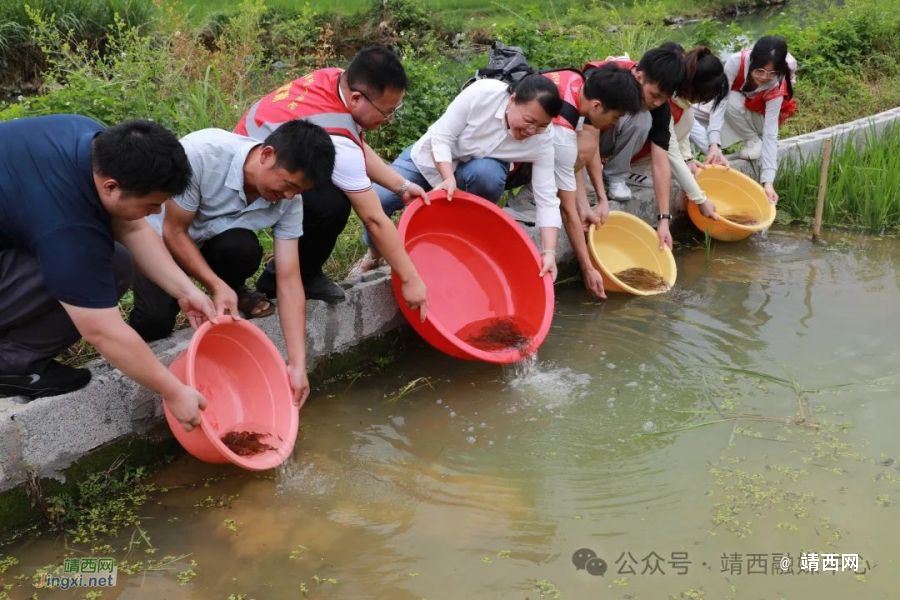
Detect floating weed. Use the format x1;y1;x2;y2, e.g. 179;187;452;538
497;550;512;559
481;556;492;564
384;377;433;404
223;519;237;533
613;577;628;586
175;560;198;585
311;575;338;586
531;579;562;598
288;545;308;560
875;494;892;507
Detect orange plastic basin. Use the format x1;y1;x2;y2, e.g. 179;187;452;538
164;316;298;470
587;212;677;296
687;165;776;241
391;190;554;364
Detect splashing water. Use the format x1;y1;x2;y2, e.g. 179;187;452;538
503;351;539;380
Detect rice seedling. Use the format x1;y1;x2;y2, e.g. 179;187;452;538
776;125;900;234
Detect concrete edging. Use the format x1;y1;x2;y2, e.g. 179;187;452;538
1;107;898;499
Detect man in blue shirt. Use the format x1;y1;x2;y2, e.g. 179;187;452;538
0;115;216;431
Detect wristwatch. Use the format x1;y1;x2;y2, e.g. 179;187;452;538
657;213;672;226
398;179;412;196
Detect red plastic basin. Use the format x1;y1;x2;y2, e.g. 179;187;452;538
391;190;555;364
163;316;298;471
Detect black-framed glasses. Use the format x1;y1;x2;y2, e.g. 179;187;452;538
350;86;403;119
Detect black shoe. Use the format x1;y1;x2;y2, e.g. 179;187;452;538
0;361;92;400
302;272;346;303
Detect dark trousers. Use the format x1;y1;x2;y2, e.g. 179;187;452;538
129;228;262;342
256;180;351;295
0;243;133;374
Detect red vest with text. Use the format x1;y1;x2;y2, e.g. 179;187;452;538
542;69;584;131
732;50;796;127
235;68;364;148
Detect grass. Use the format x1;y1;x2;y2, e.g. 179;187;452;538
776;125;900;233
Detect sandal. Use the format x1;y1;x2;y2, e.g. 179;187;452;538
348;254;386;278
237;288;277;319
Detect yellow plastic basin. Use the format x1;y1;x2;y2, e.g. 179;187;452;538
587;212;677;296
687;165;776;241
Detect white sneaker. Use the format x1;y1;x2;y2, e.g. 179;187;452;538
607;180;633;201
503;187;537;223
626;172;654;188
738;137;763;160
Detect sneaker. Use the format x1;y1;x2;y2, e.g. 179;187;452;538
302;272;346;303
0;361;91;400
738;137;763;160
626;172;654;188
348;255;386;279
504;187;537;224
607;180;633;201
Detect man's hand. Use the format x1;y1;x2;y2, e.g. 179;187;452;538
402;181;430;206
288;362;310;409
576;198;600;232
401;275;428;323
210;282;240;319
704;144;731;170
763;182;779;205
583;266;607;299
657;219;673;250
177;288;217;329
165;383;207;431
434;176;457;201
698;200;718;220
594;201;610;226
539;252;558;281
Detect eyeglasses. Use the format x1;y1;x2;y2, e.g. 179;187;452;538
513;103;548;134
350;86;403;120
752;68;780;80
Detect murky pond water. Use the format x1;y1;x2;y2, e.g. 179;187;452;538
3;228;900;599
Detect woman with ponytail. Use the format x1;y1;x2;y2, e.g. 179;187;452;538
693;36;797;204
629;44;728;220
351;74;564;280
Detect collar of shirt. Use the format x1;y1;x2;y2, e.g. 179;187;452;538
336;71;364;135
225;140;265;206
494;98;512;133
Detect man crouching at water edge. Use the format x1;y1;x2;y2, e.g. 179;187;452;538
0;115;216;430
129;120;336;408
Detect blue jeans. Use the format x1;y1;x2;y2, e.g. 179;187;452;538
363;145;510;249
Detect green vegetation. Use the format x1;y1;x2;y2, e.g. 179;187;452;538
776;126;900;233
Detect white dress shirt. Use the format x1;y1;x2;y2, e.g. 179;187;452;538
411;79;561;229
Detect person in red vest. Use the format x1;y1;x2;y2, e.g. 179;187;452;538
629;45;728;222
578;45;686;251
692;36;797;205
505;63;644;299
235;46;428;320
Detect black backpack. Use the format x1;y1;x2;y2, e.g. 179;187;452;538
464;42;581;130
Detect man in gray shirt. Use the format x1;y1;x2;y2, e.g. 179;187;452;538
130;120;335;406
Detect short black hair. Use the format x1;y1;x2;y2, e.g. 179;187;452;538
92;120;191;197
681;46;728;107
637;43;687;97
509;73;563;118
345;46;409;96
747;35;793;100
583;63;643;115
264;119;336;187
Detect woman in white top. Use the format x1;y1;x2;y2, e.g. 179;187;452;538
353;74;564;279
692;36;797;204
630;45;728;220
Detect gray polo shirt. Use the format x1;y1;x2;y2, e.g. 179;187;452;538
147;129;304;244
